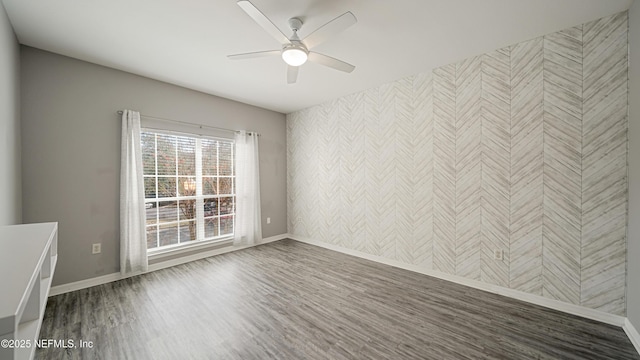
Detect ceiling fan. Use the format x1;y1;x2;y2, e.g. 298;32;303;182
228;0;357;84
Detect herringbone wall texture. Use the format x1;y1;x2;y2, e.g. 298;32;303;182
286;12;628;315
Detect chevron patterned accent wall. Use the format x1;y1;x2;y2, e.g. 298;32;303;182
287;12;628;315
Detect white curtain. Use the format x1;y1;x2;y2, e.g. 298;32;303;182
120;110;148;274
234;131;263;246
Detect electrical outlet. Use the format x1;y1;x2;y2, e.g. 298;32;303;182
267;217;271;224
92;243;101;254
494;249;503;261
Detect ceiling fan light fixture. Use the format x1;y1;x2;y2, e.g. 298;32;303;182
282;45;308;66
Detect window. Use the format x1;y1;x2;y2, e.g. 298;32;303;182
141;130;235;251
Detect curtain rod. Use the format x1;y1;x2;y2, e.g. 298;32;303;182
116;110;260;136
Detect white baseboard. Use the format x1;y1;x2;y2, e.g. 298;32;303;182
49;234;287;296
624;318;640;355
49;272;124;297
288;234;626;327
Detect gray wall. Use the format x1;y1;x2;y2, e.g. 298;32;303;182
0;1;21;225
288;12;628;315
628;0;640;329
21;47;287;286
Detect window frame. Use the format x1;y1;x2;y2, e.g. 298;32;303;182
141;128;236;254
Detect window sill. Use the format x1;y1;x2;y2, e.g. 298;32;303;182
148;237;233;262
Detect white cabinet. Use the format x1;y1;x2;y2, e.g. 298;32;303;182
0;223;58;360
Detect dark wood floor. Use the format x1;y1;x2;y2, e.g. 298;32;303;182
37;239;639;359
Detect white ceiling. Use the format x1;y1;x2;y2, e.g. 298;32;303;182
1;0;633;114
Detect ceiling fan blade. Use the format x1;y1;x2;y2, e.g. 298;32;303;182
302;12;357;49
308;52;355;73
228;50;280;60
237;0;290;45
287;66;299;84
